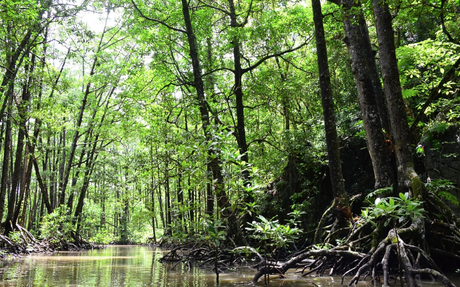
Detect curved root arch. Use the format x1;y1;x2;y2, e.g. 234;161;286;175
252;190;460;286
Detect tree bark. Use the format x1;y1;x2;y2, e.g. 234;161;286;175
338;0;394;189
156;166;165;230
312;0;346;198
0;94;13;225
227;0;251;187
10;54;34;228
204;37;215;217
372;0;422;195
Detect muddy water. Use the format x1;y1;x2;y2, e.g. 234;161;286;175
0;245;457;286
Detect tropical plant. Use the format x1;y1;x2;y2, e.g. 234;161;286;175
361;192;425;227
246;213;302;254
39;206;75;245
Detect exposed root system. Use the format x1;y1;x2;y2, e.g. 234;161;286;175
0;224;98;258
251;190;460;286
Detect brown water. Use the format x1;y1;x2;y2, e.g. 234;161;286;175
0;245;458;286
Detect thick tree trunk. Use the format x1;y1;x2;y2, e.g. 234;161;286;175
204;37;215;217
338;0;394;189
372;0;422;196
312;0;346;199
226;0;255;230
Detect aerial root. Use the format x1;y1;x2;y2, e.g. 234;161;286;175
0;223;76;256
252;225;457;287
348;228;456;287
252;248;366;283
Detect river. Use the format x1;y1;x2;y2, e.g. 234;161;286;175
0;245;457;286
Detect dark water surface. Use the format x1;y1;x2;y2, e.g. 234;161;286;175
0;245;458;286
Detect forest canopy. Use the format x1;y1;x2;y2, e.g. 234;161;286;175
1;0;460;284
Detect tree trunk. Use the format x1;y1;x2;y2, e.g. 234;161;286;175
188;178;194;233
181;0;244;244
18;148;33;226
176;168;185;232
74;87;113;230
28;185;39;230
227;0;252;189
0;29;33;119
149;144;157;242
165;170;171;235
56;128;65;209
206;164;214;216
74;139;99;231
0;95;13;226
59;18;110;206
275;57;291;131
11;54;36;227
204;37;215;217
372;0;422;196
312;0;346;199
156;166;165;230
337;0;394;189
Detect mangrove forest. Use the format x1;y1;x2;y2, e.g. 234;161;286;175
1;0;460;285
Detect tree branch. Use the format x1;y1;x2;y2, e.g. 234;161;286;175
440;0;459;44
242;39;312;74
410;56;460;131
239;0;254;27
130;0;187;34
198;1;230;16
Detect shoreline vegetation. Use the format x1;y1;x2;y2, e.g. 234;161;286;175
0;224;99;259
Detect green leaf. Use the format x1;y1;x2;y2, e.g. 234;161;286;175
389;198;395;207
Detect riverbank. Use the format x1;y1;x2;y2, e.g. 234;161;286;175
0;225;102;259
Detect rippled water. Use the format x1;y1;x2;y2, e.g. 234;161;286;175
0;245;458;286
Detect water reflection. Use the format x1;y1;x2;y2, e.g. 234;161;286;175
0;246;457;286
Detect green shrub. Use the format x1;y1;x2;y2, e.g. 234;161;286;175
39;206;75;244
